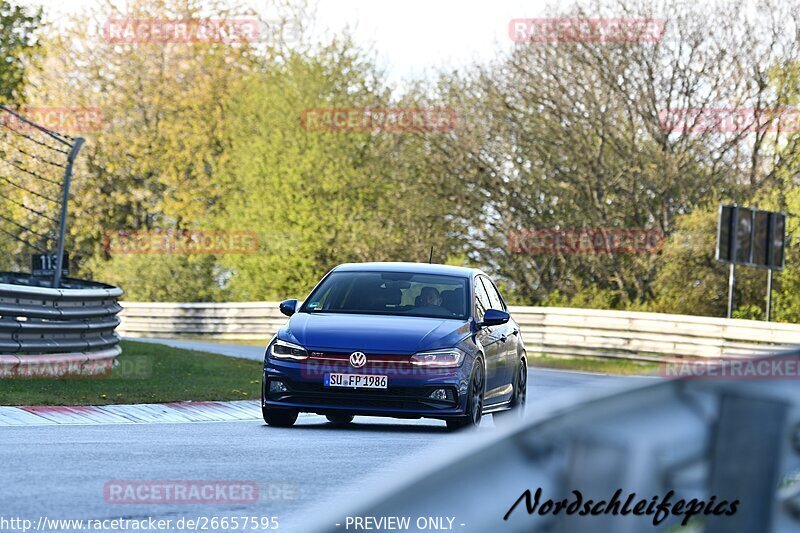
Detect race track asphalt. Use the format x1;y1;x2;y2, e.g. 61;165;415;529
0;339;657;533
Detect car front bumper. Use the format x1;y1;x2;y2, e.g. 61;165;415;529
263;357;471;419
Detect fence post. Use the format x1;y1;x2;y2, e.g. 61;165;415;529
53;137;84;288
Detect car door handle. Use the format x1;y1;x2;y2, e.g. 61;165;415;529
500;335;507;343
511;329;519;336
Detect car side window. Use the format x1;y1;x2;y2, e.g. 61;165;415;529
480;277;506;311
474;277;491;322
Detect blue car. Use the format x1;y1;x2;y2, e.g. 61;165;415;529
261;262;527;430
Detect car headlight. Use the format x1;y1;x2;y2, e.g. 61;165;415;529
269;339;308;360
410;348;466;368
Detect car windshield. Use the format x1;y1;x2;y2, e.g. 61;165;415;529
301;271;469;319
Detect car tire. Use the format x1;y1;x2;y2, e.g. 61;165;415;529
494;356;527;422
262;406;298;427
326;414;354;426
446;359;484;432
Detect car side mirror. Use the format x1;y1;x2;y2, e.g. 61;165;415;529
279;299;298;317
478;308;510;328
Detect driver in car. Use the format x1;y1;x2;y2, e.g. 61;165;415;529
419;286;443;308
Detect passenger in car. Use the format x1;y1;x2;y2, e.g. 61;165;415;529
419;287;443;307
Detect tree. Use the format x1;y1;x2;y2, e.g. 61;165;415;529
30;0;260;299
0;0;40;104
213;38;470;299
650;27;800;319
430;0;800;309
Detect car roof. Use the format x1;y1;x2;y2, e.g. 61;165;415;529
331;262;481;278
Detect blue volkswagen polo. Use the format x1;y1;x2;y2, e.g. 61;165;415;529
261;262;527;430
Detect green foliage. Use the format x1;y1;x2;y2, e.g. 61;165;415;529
211;42;384;299
649;209;730;316
32;0;258;297
0;0;40;104
212;40;467;299
85;254;226;302
6;0;800;325
732;305;764;321
540;286;621;310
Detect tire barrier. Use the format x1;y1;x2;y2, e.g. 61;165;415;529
0;273;123;377
117;302;800;361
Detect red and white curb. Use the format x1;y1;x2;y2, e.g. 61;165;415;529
0;400;264;426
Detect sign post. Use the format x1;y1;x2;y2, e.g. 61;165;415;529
727;264;735;319
716;205;786;320
766;269;773;322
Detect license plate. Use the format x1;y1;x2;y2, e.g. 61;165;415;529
324;373;388;389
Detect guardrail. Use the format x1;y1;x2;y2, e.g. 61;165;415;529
508;306;800;361
117;302;800;361
306;350;800;532
0;273;123;376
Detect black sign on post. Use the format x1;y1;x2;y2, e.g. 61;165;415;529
32;253;69;277
772;213;786;270
735;207;753;264
752;210;771;267
717;205;734;262
716;205;787;320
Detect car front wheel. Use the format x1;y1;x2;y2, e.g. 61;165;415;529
446;359;484;431
326;414;354;426
262;406;298;427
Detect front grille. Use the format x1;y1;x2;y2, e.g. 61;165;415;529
307;351;415;369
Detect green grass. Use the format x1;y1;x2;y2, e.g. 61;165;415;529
0;340;263;406
529;354;660;375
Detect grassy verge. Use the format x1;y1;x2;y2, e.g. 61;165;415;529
0;340;262;406
529;354;660;375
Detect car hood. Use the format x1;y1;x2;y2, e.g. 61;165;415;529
281;312;471;353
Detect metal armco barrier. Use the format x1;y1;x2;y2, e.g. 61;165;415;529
117;303;800;361
0;273;123;376
306;350;800;533
118;302;287;340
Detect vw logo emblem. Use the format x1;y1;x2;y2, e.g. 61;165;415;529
349;351;367;368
